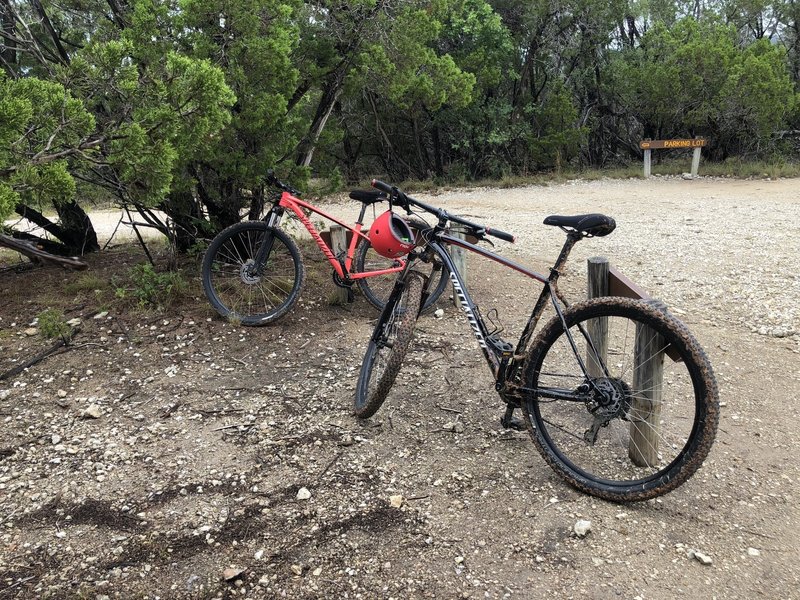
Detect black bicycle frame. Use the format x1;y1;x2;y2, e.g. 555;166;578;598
415;228;590;400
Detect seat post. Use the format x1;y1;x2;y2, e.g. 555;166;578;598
356;202;368;225
550;232;582;279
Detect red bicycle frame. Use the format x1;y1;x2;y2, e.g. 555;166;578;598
276;191;406;281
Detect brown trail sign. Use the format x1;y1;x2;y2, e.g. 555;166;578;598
640;138;706;178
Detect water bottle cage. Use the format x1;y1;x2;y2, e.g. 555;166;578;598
488;335;514;391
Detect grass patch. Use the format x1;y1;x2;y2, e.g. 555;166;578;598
64;272;111;296
114;263;191;310
36;308;71;340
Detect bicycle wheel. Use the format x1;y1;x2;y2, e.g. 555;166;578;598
202;221;305;325
522;296;719;502
353;271;424;418
354;238;448;313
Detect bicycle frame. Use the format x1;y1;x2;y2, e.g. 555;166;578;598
266;191;406;282
414;228;585;399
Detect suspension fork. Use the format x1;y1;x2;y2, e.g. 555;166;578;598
249;207;284;274
370;256;419;345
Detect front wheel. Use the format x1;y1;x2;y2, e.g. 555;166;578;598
522;297;719;502
201;221;305;325
353;271;424;418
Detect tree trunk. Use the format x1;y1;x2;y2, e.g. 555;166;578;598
247;185;265;221
30;0;70;64
105;0;129;30
295;68;346;168
431;124;444;178
55;200;100;253
161;188;205;251
0;233;88;269
411;113;432;179
15;201;100;255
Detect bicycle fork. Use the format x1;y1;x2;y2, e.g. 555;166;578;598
248;209;283;277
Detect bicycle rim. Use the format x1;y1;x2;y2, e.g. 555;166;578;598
354;271;424;418
203;222;303;325
356;240;447;313
524;297;718;501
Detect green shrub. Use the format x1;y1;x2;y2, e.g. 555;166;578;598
115;263;189;309
37;308;71;340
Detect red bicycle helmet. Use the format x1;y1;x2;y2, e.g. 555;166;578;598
369;211;416;258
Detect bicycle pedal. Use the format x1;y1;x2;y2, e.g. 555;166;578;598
499;414;526;432
487;335;514;357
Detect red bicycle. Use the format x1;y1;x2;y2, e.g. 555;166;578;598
201;174;448;325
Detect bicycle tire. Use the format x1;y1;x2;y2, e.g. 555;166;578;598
353;271;425;418
522;296;719;502
201;221;305;326
354;237;448;313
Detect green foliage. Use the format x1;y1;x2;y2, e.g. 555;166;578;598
0;74;94;219
526;84;587;170
610;17;796;157
64;36;237;207
37;309;71;340
0;183;19;222
4;0;800;242
115;263;189;308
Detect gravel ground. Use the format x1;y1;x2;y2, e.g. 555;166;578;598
0;175;798;599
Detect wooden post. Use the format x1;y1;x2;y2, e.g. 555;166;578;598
691;147;701;177
330;225;350;304
643;148;652;178
586;257;609;377
450;224;468;307
629;299;667;467
587;258;668;466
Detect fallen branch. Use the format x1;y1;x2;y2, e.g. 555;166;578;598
0;325;81;381
0;233;87;270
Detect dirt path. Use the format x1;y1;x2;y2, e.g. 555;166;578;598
0;176;798;599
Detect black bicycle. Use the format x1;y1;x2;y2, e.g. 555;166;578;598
353;180;719;502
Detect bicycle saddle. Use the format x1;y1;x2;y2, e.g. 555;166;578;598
349;190;387;205
543;214;616;237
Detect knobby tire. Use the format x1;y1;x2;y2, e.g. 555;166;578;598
353;271;425;418
522;297;719;502
202;221;305;326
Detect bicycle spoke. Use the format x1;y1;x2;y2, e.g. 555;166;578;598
526;302;711;495
202;222;304;325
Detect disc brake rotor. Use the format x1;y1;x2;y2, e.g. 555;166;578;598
583;378;632;444
240;259;261;285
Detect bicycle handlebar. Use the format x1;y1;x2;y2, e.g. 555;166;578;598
371;179;515;244
266;170;301;196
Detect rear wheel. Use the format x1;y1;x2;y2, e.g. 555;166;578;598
355;237;448;313
202;221;304;325
354;271;424;418
522;297;719;502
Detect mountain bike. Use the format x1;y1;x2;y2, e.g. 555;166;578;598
354;180;719;502
201;174;448;325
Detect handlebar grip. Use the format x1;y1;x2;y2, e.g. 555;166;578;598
485;227;515;243
371;179;394;195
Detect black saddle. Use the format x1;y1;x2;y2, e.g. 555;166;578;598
349;190;387;205
543;214;616;237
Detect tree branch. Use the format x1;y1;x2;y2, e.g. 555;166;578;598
29;0;70;64
0;233;88;270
